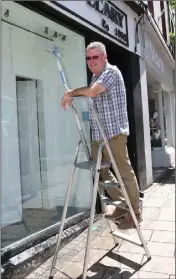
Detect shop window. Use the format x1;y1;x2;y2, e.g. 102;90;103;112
2;72;91;248
2;12;92;249
149;99;162;148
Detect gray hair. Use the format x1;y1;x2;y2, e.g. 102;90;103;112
86;42;107;54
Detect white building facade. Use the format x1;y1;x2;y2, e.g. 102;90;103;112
1;0;175;270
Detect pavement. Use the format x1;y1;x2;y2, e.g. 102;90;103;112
25;170;175;279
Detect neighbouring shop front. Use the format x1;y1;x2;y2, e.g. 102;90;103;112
1;0;153;269
141;16;175;168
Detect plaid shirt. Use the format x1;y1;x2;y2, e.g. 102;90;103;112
88;62;129;142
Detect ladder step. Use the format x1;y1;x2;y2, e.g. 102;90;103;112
74;161;110;170
101;197;129;210
99;181;121;189
99;182;144;207
112;231;143;247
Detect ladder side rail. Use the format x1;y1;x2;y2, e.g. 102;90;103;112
89;99;151;259
49;140;82;279
82;142;104;279
98;185;120;246
70;102;92;162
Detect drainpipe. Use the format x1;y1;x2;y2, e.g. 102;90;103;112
134;13;145;53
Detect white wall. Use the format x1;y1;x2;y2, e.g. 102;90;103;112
2;2;93;227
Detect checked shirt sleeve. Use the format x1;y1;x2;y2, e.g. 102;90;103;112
94;67;116;91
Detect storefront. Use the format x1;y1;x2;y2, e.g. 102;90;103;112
2;1;93;248
1;0;153;272
44;1;153;184
140;13;175;168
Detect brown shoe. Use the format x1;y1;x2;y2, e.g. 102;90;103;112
104;205;127;220
117;212;143;230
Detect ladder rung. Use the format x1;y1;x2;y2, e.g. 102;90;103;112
99;181;121;189
74;161;110;170
112;231;143;247
101;197;129;210
101;196;143;208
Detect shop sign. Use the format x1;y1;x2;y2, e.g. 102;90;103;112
87;1;128;46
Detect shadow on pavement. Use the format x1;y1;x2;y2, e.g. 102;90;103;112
74;247;151;279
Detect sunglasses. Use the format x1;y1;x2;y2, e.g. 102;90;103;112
85;55;100;61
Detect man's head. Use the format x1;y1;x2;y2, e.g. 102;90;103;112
86;42;107;75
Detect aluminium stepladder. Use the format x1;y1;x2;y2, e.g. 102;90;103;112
47;45;151;279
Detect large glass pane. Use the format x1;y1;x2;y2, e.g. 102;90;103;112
1;2;93;248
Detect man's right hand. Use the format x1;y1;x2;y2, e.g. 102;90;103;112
61;92;72;110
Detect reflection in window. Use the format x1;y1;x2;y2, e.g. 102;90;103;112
150;111;162;148
149;99;162;148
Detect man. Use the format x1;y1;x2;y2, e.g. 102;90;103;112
61;41;142;229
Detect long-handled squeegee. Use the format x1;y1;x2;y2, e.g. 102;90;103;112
46;45;69;91
46;44;92;161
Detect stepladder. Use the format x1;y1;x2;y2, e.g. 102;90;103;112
48;98;151;279
46;45;151;279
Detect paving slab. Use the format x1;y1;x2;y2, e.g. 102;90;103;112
158;208;175;221
119;241;175;257
140;220;175;231
141;255;175;274
143;196;168;207
150;230;175;243
57;262;83;278
71;248;109;267
142;207;161;220
91;236;115;250
100;251;143;271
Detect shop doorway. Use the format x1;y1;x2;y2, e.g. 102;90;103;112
16;78;43;208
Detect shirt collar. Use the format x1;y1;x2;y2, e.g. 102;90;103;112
93;61;109;79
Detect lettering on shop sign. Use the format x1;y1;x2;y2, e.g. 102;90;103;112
145;36;164;73
87;1;128;46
